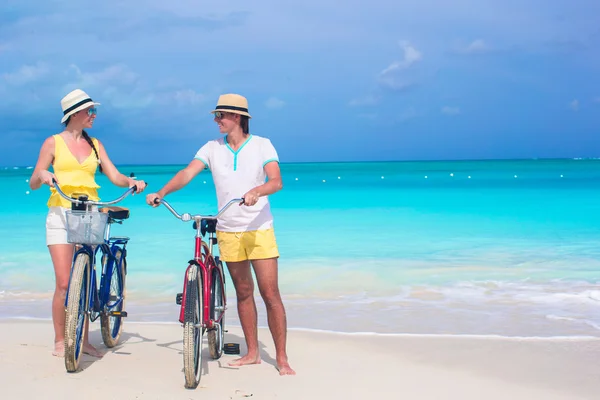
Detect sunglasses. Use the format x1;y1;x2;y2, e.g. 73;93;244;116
87;107;97;117
214;111;230;119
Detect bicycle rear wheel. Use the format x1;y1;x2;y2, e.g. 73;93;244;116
183;266;203;389
208;260;225;359
100;249;126;348
65;253;90;372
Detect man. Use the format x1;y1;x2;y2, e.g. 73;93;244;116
146;93;295;375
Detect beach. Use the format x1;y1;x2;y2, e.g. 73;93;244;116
1;320;599;399
2;160;600;398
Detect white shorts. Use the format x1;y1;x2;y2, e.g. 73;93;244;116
46;206;70;246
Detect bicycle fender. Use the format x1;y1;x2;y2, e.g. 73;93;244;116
179;262;199;323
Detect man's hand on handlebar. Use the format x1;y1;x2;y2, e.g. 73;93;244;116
146;193;162;207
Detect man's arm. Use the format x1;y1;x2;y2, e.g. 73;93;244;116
146;159;206;206
242;161;283;206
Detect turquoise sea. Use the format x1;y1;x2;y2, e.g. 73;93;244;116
1;159;600;337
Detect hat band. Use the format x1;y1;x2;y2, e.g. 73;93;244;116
215;105;248;113
63;98;93;115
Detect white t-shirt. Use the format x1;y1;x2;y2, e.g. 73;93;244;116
194;134;279;232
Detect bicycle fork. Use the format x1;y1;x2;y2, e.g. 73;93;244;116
176;261;217;331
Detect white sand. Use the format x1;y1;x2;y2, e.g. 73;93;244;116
0;320;599;399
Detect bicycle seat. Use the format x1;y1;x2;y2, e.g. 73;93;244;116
201;219;217;236
101;206;130;220
192;219;217;235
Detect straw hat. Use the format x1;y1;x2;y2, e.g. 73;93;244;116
60;89;101;123
210;93;252;118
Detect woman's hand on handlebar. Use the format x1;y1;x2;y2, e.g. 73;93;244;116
129;179;147;194
146;193;162;207
40;171;58;187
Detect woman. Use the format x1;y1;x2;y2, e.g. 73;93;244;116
146;93;295;375
29;89;146;357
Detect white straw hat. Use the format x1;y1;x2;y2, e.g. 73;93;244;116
60;89;100;123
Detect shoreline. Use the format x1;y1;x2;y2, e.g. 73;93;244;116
1;320;599;399
3;293;600;338
2;316;600;341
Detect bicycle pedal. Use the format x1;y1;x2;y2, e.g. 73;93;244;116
109;311;128;317
176;292;183;305
224;343;240;355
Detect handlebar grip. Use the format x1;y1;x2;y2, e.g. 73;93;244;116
153;198;160;204
131;185;137;192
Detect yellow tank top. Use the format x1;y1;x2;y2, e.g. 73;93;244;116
47;134;101;208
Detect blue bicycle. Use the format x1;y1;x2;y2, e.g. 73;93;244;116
53;179;138;372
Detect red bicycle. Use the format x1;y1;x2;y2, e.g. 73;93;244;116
154;197;242;389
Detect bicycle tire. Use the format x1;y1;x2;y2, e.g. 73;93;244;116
183;266;203;389
100;249;125;348
208;263;225;359
64;253;90;372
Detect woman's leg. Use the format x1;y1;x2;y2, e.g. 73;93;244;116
48;243;75;356
48;244;102;357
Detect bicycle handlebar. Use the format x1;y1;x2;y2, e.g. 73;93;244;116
154;197;244;222
52;178;138;206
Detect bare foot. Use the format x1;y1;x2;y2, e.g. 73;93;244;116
228;354;261;367
277;360;296;376
83;343;103;358
52;341;65;357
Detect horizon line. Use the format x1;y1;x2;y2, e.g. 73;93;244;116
3;156;600;169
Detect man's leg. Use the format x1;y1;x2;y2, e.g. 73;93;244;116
226;260;261;366
251;257;295;375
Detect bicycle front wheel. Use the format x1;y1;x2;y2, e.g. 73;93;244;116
100;249;126;348
208;262;225;359
183;266;203;389
65;253;90;372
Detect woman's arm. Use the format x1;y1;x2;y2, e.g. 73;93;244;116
29;137;56;190
97;140;146;193
242;161;283;206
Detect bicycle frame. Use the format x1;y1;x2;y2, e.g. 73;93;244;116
52;179;135;319
154;198;241;329
66;234;128;322
179;223;223;329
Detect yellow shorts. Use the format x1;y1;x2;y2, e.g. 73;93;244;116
216;228;280;262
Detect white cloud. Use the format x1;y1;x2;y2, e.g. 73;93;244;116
569;99;579;111
349;95;380;107
265;96;285;109
380;41;422;75
456;39;489;54
62;64;155;109
65;64;139;89
442;106;461;116
379;40;421;91
171;89;207;105
2;62;49;85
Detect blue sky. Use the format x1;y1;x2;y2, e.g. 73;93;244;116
1;0;599;166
